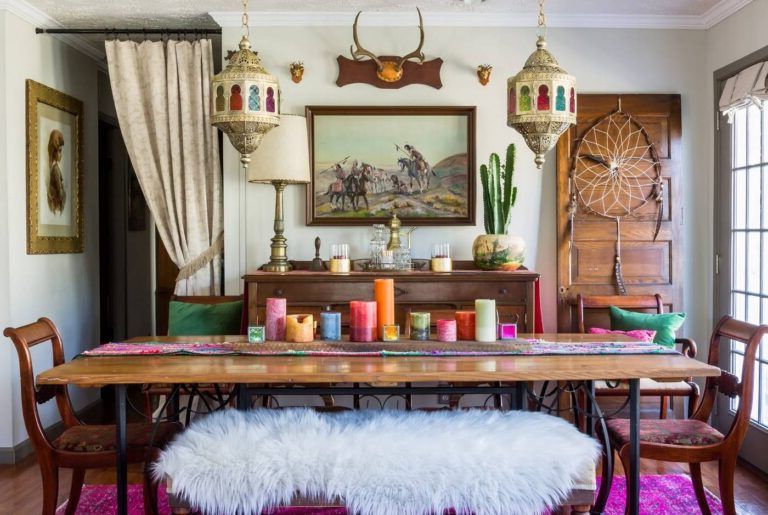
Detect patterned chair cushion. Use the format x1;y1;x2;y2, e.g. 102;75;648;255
607;418;724;447
53;421;179;453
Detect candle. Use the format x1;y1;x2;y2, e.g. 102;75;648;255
374;278;395;340
286;314;314;343
498;322;518;341
475;299;497;342
410;312;430;341
265;298;287;341
455;311;476;341
436;319;457;342
431;243;452;272
350;300;377;342
248;325;265;343
320;311;342;341
329;243;351;273
382;324;400;342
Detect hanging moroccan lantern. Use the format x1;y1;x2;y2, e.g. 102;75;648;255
507;0;576;169
211;0;280;167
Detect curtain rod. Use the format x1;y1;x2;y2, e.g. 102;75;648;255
35;28;222;35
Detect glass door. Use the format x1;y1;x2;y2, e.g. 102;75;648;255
715;98;768;472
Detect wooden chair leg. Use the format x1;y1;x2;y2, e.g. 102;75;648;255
689;462;712;515
64;468;85;515
571;504;591;515
659;395;669;419
40;462;60;515
718;456;738;515
592;430;614;514
143;450;161;515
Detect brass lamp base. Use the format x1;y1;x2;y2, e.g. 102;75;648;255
261;181;293;273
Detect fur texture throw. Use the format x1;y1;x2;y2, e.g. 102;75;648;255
154;408;600;515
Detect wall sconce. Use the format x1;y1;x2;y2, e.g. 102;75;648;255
477;64;492;86
290;62;305;83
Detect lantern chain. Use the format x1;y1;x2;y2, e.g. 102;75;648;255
242;0;250;39
537;0;548;39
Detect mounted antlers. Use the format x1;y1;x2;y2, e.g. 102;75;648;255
350;8;426;83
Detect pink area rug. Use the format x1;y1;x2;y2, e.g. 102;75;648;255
57;474;723;515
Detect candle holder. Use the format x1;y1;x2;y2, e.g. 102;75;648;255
410;312;431;341
320;311;342;341
382;324;400;342
431;243;452;272
329;243;350;273
498;322;518;341
248;325;265;343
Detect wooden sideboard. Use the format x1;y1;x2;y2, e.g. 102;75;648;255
244;265;539;334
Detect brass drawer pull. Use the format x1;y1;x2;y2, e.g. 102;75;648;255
499;288;508;295
273;288;284;296
394;287;408;297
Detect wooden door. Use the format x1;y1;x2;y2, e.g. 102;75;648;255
556;94;683;331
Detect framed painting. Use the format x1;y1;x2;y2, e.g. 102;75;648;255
26;79;84;254
306;106;475;226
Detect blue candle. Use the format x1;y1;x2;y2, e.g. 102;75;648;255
320;311;341;341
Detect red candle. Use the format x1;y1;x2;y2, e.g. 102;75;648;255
374;278;395;340
350;300;377;342
455;311;476;341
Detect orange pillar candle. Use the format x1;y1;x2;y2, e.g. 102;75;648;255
455;311;476;341
286;314;314;343
374;278;395;340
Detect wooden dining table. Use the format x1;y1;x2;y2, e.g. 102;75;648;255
36;333;720;515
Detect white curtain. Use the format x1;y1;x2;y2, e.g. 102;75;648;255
105;39;222;295
719;61;768;122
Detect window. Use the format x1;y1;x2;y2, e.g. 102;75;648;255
727;100;768;427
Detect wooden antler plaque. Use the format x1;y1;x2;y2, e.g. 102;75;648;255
336;56;443;89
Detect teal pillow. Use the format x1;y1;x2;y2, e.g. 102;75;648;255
609;306;685;347
168;300;243;336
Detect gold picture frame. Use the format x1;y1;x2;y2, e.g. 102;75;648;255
26;79;84;254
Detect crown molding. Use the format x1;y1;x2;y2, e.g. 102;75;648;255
701;0;753;29
0;0;106;63
210;1;754;30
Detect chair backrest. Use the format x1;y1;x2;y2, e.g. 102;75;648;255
169;295;246;336
3;318;79;454
575;294;663;333
693;316;767;446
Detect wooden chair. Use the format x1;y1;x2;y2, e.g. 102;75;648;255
4;318;179;515
145;295;244;420
576;294;699;418
599;316;767;515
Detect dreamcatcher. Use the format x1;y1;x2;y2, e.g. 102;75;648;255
568;104;663;295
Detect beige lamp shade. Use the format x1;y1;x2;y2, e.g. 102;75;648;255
248;114;310;184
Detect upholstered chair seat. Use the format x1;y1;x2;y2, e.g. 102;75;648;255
53;421;179;453
607;418;725;447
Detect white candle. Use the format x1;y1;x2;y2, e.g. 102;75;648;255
475;299;497;342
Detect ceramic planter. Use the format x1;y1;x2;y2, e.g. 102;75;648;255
472;234;525;271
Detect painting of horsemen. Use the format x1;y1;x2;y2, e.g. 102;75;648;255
306;106;475;225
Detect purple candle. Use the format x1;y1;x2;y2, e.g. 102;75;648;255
265;298;287;341
436;319;457;342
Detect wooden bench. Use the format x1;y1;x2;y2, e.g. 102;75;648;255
156;408;600;515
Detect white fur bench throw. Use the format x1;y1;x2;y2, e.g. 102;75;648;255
154;408;600;515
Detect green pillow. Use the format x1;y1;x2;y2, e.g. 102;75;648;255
168;300;243;336
609;306;686;347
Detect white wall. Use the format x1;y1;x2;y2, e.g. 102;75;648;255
0;10;101;451
0;11;12;451
222;25;711;347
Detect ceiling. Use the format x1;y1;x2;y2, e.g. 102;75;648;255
22;0;746;29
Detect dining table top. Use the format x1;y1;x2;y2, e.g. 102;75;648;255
36;334;721;387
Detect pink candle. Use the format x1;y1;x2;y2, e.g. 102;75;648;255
350;300;377;342
436;319;457;342
265;298;287;341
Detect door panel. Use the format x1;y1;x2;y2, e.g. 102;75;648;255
556;94;683;331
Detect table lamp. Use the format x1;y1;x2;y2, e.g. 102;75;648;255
249;114;310;272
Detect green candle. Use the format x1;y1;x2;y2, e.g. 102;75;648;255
475;299;497;342
410;312;430;341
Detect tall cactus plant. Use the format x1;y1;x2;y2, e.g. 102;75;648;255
480;144;517;235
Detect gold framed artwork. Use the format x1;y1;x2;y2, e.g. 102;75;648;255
26;79;84;254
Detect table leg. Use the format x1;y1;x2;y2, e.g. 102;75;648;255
115;384;128;515
585;380;594;437
513;382;525;410
628;378;640;515
237;383;250;410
